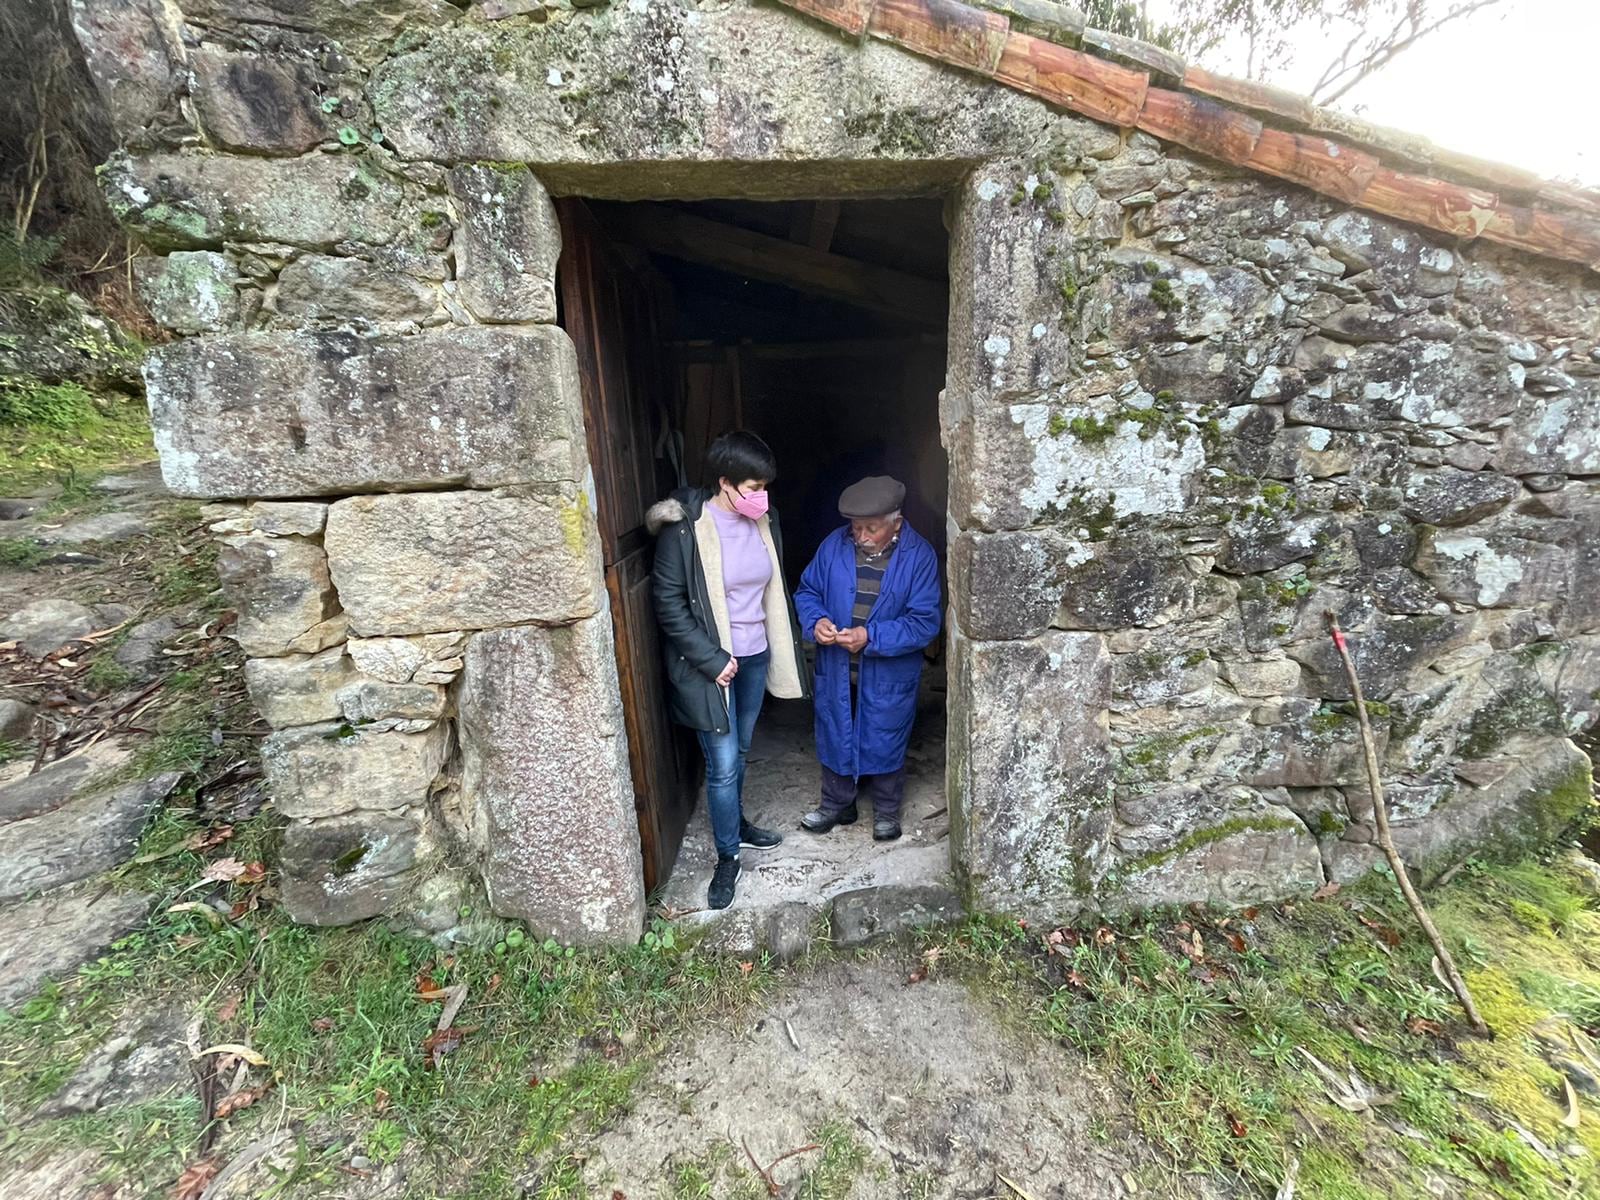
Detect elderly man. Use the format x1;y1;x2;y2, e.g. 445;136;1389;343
793;476;941;841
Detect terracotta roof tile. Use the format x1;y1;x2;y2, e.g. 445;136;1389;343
1248;128;1379;206
868;0;1009;74
994;30;1148;128
1137;87;1262;166
1181;64;1317;127
1358;168;1497;239
776;0;1600;273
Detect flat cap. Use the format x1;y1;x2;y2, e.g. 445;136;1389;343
838;475;906;519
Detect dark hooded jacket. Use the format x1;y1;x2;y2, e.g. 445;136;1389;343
646;487;808;735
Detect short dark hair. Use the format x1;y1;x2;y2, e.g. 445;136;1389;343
705;430;777;487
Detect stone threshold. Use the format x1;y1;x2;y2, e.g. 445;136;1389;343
656;696;960;959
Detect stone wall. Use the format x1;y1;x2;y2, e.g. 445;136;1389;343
946;143;1599;916
70;0;648;941
71;0;1597;933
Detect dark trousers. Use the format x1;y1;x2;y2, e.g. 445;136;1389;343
821;763;907;820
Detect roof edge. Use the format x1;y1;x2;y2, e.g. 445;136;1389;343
779;0;1600;274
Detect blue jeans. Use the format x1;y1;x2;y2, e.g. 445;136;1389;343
696;649;770;859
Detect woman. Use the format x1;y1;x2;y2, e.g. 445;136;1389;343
647;431;808;910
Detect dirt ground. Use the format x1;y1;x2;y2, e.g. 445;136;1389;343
578;958;1193;1200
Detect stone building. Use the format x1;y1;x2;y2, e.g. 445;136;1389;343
68;0;1599;946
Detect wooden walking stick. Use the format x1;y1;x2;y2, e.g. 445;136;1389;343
1324;612;1491;1037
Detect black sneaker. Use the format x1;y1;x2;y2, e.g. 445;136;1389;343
800;803;859;833
707;855;740;910
873;819;902;842
739;820;784;850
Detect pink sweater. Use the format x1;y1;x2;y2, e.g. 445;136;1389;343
708;504;773;657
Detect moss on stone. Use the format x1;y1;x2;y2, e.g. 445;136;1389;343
841;108;936;155
1066;414;1117;445
140;203;210;242
1527;760;1594;841
1118;726;1225;783
1458;679;1563;759
1259;482;1296;511
1124;814;1301;875
1149;277;1180;312
1315;809;1347;836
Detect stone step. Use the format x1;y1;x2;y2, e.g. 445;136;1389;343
673;879;966;961
0;884;155;1009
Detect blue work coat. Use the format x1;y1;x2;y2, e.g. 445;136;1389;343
793;523;942;778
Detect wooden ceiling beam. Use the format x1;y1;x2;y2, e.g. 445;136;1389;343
600;203;947;325
788;199;843;252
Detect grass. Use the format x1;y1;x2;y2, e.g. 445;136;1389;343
925;855;1600;1199
0;841;781;1198
0;537;46;567
0;379;153;496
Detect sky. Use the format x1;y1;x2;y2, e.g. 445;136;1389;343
1146;0;1598;186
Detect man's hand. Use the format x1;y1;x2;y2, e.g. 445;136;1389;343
813;618;839;645
836;626;868;653
715;657;739;687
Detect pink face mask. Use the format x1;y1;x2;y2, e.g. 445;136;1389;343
730;487;769;521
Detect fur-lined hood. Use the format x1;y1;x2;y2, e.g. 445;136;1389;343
645;488;706;535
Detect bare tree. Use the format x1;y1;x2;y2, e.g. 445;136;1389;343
1098;1;1511;105
1311;0;1507;105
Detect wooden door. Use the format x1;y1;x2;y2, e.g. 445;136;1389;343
557;199;699;893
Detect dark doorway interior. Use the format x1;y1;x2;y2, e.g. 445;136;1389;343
557;196;950;895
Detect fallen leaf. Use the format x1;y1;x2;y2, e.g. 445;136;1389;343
1562;1076;1581;1130
423;1025;477;1067
197;825;235;850
612;1192;627;1200
167;901;225;927
1357;915;1402;947
311;1017;334;1033
1243;907;1260;920
997;1174;1042;1200
214;1078;275;1119
173;1158;220;1200
486;973;502;996
738;961;754;975
1046;929;1065;946
216;993;240;1023
373;1086;391;1111
1066;969;1087;989
1311;882;1341;901
1407;1017;1445;1037
199;1042;269;1067
203;857;248;882
1296;1046;1397;1112
1227;1112;1248;1137
1093;926;1116;947
436;983;468;1032
236;861;267;885
1275;1155;1300;1200
907;966;927;984
1226;931;1247;954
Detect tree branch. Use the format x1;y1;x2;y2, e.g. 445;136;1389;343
1315;0;1507;105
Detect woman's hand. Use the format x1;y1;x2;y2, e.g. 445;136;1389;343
715;657;739;687
813;618;839;645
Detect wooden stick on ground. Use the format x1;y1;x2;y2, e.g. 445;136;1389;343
1325;612;1491;1037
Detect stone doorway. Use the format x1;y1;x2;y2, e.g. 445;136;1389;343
561;196;956;934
